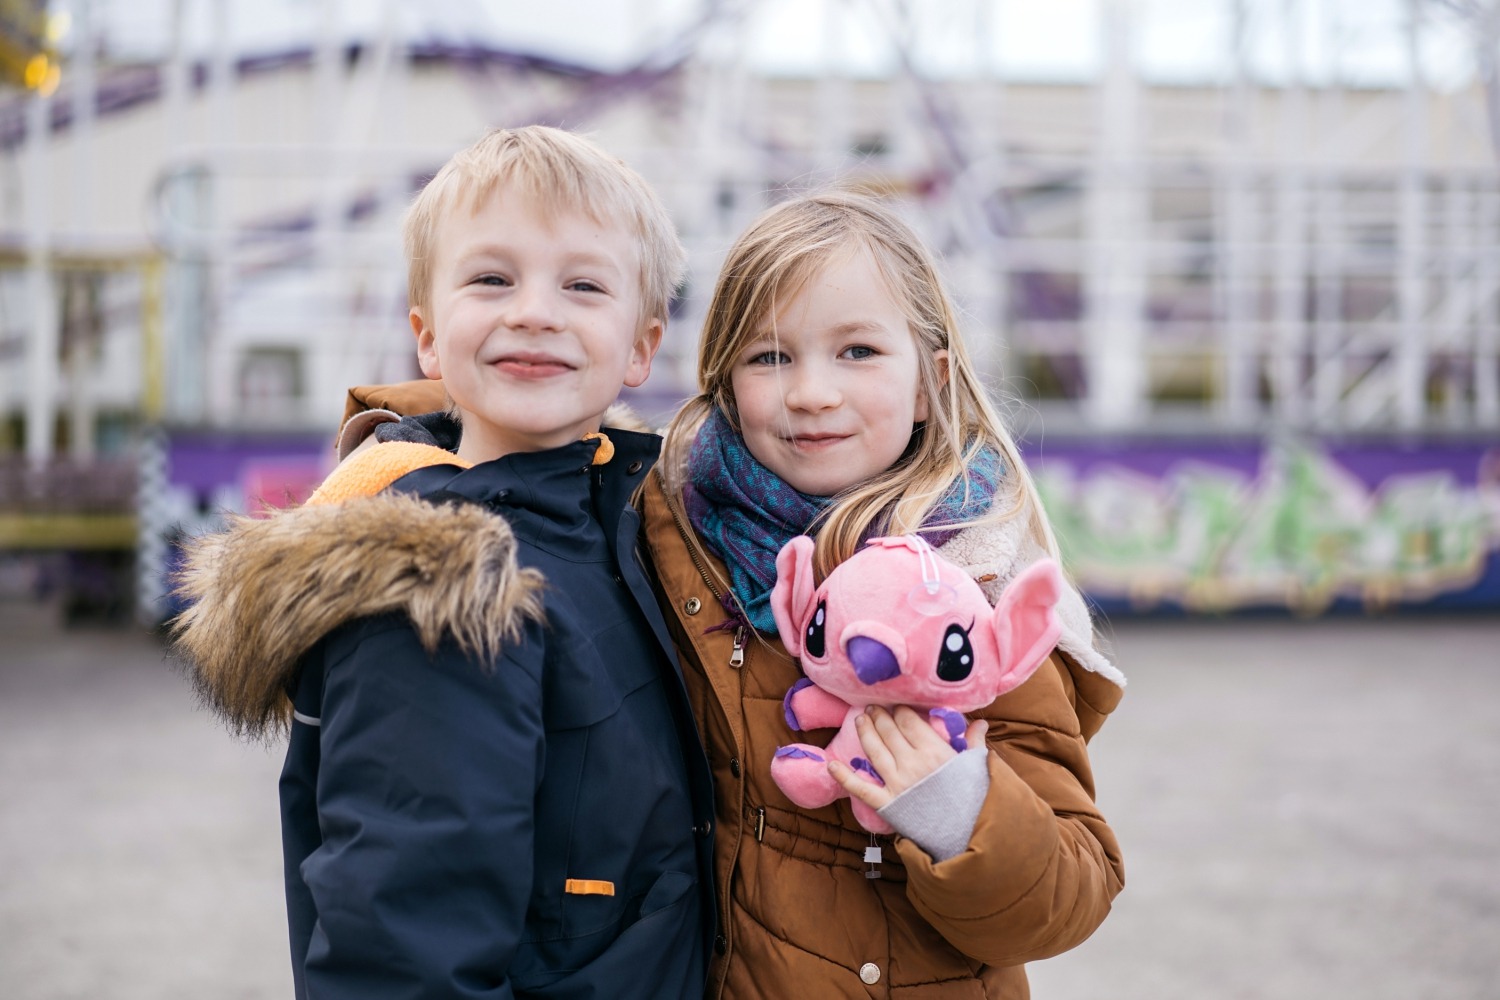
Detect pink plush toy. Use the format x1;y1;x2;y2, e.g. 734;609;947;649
769;534;1065;834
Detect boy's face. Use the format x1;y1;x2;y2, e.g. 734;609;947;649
411;184;661;463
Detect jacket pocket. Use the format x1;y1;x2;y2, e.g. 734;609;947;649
510;870;702;998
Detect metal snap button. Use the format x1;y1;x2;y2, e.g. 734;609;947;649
729;757;741;778
684;597;702;615
859;963;880;985
626;460;643;474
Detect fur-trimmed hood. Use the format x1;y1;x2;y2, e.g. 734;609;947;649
171;492;544;740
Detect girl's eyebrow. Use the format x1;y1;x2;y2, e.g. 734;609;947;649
827;320;896;337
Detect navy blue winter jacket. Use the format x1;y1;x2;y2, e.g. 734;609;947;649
175;430;714;999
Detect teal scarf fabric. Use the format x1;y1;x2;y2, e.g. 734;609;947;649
683;407;1002;633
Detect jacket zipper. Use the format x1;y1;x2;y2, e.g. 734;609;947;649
659;468;752;672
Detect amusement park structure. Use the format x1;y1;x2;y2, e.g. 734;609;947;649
1;0;1498;620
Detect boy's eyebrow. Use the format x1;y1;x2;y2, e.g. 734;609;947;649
451;245;628;275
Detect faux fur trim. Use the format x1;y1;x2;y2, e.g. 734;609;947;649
170;492;545;740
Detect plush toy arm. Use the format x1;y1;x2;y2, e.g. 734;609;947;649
783;678;851;731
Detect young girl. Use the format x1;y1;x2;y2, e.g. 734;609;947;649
339;191;1126;998
638;191;1126;998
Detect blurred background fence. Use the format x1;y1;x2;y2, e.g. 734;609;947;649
0;0;1497;622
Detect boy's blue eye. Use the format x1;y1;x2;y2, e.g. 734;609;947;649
475;274;509;286
568;280;604;293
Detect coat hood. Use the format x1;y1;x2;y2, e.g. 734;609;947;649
171;491;544;740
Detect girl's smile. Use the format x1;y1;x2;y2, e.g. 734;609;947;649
730;248;933;497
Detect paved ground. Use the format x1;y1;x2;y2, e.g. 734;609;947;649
2;599;1497;999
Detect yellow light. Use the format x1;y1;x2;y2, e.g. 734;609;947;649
23;53;48;88
21;53;59;95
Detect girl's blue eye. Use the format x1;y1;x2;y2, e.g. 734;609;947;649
568;280;604;293
750;351;790;366
475;274;509;286
842;345;876;360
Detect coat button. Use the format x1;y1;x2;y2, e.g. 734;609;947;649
694;821;712;837
729;757;741;778
859;962;881;985
684;597;702;615
627;460;643;474
714;933;727;955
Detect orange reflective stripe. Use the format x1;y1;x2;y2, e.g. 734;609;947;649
564;879;615;896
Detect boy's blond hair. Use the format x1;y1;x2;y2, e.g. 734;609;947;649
403;126;686;325
661;190;1060;579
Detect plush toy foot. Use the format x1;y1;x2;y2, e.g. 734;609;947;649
771;744;842;808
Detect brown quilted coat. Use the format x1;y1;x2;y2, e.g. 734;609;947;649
639;472;1125;1000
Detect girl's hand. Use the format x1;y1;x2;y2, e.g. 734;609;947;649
828;706;988;812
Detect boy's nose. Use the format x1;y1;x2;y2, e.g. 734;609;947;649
504;283;563;332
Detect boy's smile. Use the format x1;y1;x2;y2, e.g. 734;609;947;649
412;185;661;464
730;248;934;497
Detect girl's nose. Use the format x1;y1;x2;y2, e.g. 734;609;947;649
783;369;840;412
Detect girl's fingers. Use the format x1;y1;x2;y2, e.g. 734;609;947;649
891;705;951;749
965;717;989;748
828;758;893;811
853;712;899;777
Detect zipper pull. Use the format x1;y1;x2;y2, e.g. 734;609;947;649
730;626;747;668
755;807;766;842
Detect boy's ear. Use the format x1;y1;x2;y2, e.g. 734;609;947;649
623;317;664;389
914;348;950;423
412;307;442;380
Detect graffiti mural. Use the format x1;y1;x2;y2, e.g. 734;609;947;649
1029;439;1500;614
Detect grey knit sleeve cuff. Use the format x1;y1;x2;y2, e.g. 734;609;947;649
876;746;990;862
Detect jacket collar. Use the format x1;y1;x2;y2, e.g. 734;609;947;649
389;428;662;550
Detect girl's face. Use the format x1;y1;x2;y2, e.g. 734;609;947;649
729;248;936;497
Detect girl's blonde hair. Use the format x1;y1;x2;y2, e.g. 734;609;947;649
661;190;1059;579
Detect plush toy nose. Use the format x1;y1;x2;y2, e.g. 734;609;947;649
847;635;901;685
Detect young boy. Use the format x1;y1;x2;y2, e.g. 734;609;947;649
172;127;714;998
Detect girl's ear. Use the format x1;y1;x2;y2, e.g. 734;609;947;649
914;349;950;423
412;308;441;380
770;535;818;656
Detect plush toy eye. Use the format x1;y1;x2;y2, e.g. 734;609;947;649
936;622;974;682
804;599;827;659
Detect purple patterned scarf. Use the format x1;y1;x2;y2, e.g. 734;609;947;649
683;407;1002;633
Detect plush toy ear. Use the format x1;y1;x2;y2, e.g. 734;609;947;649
770;535;818;657
990;559;1065;687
